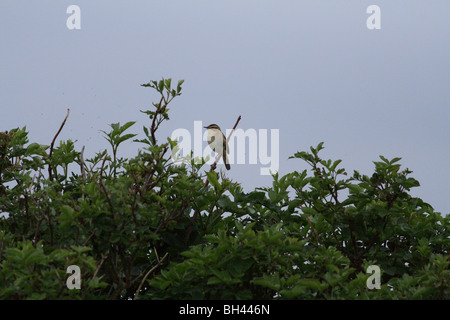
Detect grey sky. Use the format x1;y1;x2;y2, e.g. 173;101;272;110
1;1;449;214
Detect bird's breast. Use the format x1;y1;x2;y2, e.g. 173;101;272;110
207;129;224;152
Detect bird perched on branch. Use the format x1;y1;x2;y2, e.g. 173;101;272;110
204;124;230;170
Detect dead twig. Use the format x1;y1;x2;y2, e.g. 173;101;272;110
80;145;86;180
48;108;70;181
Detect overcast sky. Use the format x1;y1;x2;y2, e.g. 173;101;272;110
1;1;449;214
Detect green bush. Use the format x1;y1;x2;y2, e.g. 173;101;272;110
0;79;448;299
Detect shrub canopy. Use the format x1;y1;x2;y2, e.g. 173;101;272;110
0;79;448;299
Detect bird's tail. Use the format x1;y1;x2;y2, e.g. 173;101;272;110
223;153;231;170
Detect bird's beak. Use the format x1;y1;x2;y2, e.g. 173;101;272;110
203;126;207;128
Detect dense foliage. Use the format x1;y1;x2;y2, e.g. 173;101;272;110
0;79;448;299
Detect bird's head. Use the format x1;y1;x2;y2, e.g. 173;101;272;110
204;124;221;130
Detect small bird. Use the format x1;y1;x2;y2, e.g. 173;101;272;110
204;124;230;170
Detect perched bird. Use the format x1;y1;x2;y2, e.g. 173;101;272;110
204;124;230;170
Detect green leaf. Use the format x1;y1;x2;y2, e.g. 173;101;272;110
331;159;342;171
252;273;281;291
158;79;164;93
206;171;221;190
26;142;46;155
348;184;363;194
117;133;137;144
119;121;136;134
301;207;317;216
177;80;184;93
297;279;328;291
164;78;172;91
247;191;266;202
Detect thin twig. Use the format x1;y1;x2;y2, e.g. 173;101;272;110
153;246;160;263
134;252;169;299
304;212;323;245
226;115;242;144
83;228;97;246
99;152;108;182
48;108;70;181
91;253;108;281
143;146;168;189
150;96;165;145
96;152;115;212
184;207;200;244
80;145;86;180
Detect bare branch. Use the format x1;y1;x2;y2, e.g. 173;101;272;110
80;145;86;180
48;108;70;181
